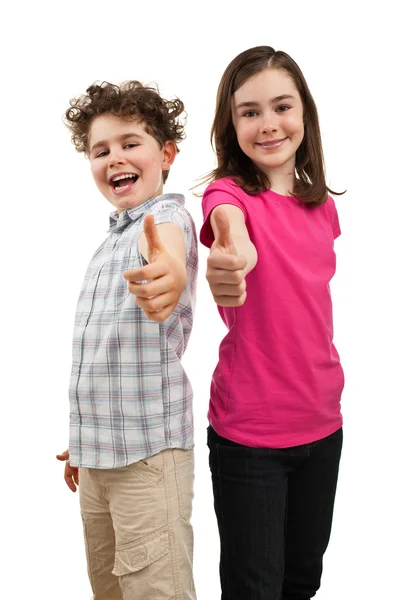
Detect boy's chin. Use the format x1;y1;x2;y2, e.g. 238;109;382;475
109;196;145;213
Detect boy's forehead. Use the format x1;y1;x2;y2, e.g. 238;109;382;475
89;114;147;147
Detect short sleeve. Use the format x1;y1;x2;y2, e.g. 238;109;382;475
326;196;341;239
200;179;247;248
147;200;197;262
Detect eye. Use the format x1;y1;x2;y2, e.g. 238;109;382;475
95;150;109;158
243;110;258;118
276;105;290;112
124;143;138;149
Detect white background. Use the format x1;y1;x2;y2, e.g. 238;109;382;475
2;1;397;598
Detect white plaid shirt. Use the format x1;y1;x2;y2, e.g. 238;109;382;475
68;194;198;468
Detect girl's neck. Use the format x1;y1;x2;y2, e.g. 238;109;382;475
262;163;296;197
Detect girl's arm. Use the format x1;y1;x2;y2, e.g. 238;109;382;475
207;205;257;307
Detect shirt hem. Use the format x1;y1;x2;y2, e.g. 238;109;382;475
70;439;195;469
209;418;343;449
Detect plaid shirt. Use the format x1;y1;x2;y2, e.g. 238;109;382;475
68;194;198;468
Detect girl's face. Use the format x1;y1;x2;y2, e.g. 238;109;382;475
232;68;304;179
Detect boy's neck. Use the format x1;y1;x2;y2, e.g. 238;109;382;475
116;188;165;215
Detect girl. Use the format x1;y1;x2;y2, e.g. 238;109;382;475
199;46;345;600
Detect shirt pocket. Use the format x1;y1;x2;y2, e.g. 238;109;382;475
98;246;144;310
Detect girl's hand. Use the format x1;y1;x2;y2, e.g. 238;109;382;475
207;207;248;307
124;215;187;322
56;449;79;493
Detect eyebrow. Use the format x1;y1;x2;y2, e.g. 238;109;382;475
90;132;145;153
235;95;296;109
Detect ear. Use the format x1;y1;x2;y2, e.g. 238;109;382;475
161;140;177;170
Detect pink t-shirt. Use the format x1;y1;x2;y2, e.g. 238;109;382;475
200;177;344;448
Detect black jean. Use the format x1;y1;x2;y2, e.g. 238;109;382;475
208;425;343;600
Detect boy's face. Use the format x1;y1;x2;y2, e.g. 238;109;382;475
89;114;176;213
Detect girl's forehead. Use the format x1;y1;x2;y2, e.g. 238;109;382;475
233;69;298;103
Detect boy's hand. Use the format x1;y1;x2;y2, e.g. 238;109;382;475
56;449;79;493
207;207;248;307
124;215;186;322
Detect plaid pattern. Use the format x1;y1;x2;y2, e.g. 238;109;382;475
68;194;198;468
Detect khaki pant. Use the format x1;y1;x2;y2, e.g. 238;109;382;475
79;448;196;600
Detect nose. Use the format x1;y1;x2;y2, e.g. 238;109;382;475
108;149;126;168
259;111;278;134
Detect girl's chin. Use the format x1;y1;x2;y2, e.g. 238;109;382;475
256;155;296;171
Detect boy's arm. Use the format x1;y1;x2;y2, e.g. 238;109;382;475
206;205;257;307
138;221;186;268
124;216;187;322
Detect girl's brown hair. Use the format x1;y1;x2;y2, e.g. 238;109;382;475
207;46;342;205
64;80;185;183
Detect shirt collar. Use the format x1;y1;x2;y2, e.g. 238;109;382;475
109;193;185;233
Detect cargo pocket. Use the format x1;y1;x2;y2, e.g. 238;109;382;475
172;449;194;521
112;526;169;577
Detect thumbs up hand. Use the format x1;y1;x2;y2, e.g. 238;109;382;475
206;206;248;307
124;215;186;322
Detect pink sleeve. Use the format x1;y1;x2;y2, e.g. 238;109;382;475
200;180;247;248
326;196;341;239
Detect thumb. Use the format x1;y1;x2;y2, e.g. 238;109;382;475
212;207;237;255
56;450;69;461
143;215;164;262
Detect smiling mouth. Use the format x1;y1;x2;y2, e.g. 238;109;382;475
110;173;139;191
257;138;287;149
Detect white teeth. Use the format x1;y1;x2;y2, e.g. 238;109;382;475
112;173;137;182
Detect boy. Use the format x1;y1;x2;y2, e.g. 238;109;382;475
56;81;197;600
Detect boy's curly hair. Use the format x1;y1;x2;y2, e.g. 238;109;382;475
64;81;186;182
